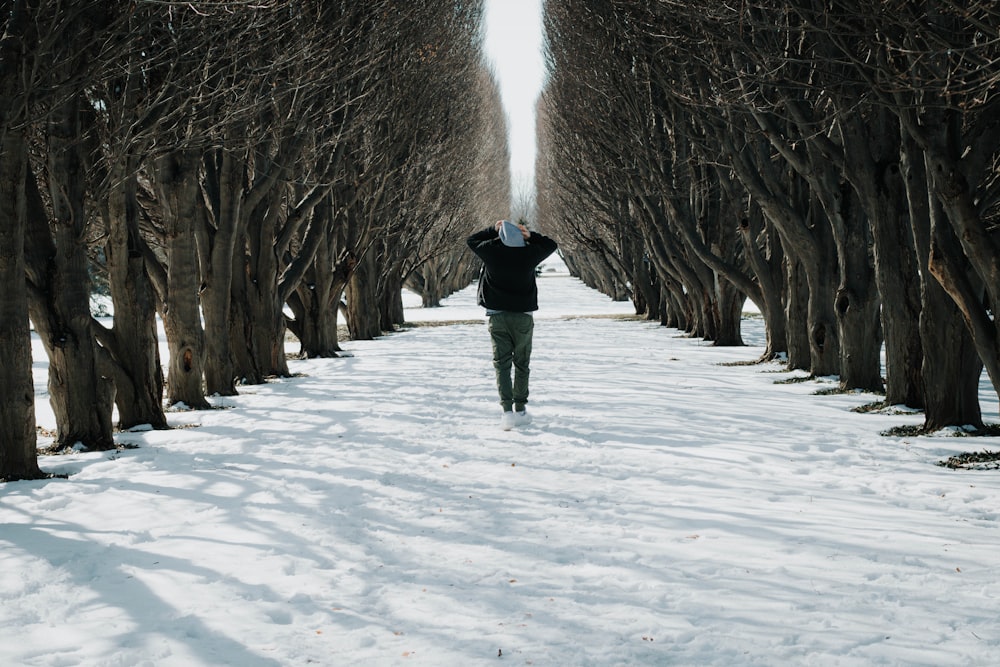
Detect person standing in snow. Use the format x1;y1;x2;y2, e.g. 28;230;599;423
467;219;559;430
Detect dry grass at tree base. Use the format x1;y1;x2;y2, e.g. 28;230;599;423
938;448;1000;470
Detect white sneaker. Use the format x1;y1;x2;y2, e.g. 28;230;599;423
514;410;531;426
500;411;516;430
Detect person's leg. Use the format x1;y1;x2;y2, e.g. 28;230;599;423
510;313;534;411
488;314;514;412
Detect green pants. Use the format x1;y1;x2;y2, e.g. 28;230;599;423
488;311;534;411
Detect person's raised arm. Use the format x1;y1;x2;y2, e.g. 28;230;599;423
528;231;558;259
467;223;501;250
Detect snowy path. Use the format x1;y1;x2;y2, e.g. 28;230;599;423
3;273;999;666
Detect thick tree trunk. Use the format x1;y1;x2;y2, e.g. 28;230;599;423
631;249;658;321
671;245;714;339
842;115;923;408
104;160;167;430
642;211;707;337
661;277;687;330
289;233;351;358
233;205;290;383
411;257;444;309
653;254;694;334
728;134;838;374
801;200;840;378
289;195;357;356
775;84;881;390
830;184;883;392
921;138;1000;406
682;171;747;347
0;122;44;479
924;207;985;430
694;275;718;341
155;150;210;409
783;256;811;372
739;210;786;359
346;251;383;340
919;271;984;431
925;212;997;407
379;273;405;331
713;276;745;347
903;139;983;430
228;244;263;385
421;272;443;308
24;97;115;450
292;282;345;359
200;148;243;396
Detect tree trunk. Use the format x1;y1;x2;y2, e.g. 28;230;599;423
103;160;167;430
924;200;985;430
661;276;687;330
200;147;243;396
783;256;811;371
380;273;405;331
0;121;44;479
233;200;290;382
920;129;1000;407
842;114;923;408
728;133;838;374
289;238;334;358
631;249;658;321
714;275;745;347
830;183;883;392
903;138;983;430
640;203;709;338
412;257;444;308
291;280;343;359
773;73;882;391
228;242;263;385
801;198;841;378
704;203;745;347
289;231;352;358
24;96;115;450
345;251;383;340
919;270;984;432
421;271;442;308
155;150;210;409
739;208;786;359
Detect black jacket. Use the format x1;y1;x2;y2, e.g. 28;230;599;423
467;226;558;312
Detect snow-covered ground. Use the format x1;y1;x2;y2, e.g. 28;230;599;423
3;269;999;666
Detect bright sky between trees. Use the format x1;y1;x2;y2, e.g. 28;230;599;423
483;0;545;200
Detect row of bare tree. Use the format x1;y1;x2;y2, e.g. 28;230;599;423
1;1;509;480
538;1;1000;433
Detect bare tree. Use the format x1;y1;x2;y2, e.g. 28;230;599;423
404;62;511;310
535;0;1000;433
20;3;130;451
797;0;1000;427
5;0;515;465
0;1;45;478
393;51;508;317
343;0;494;338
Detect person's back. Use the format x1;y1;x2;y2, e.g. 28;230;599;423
467;220;558;430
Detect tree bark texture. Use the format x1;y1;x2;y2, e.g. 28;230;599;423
25;95;115;450
904;137;984;430
155;150;210;409
288;227;355;358
738;209;787;360
346;251;383;341
103;160;167;429
842;114;923;408
0;123;43;479
199;147;243;396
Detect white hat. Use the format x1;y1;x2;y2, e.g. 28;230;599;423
498;220;525;247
